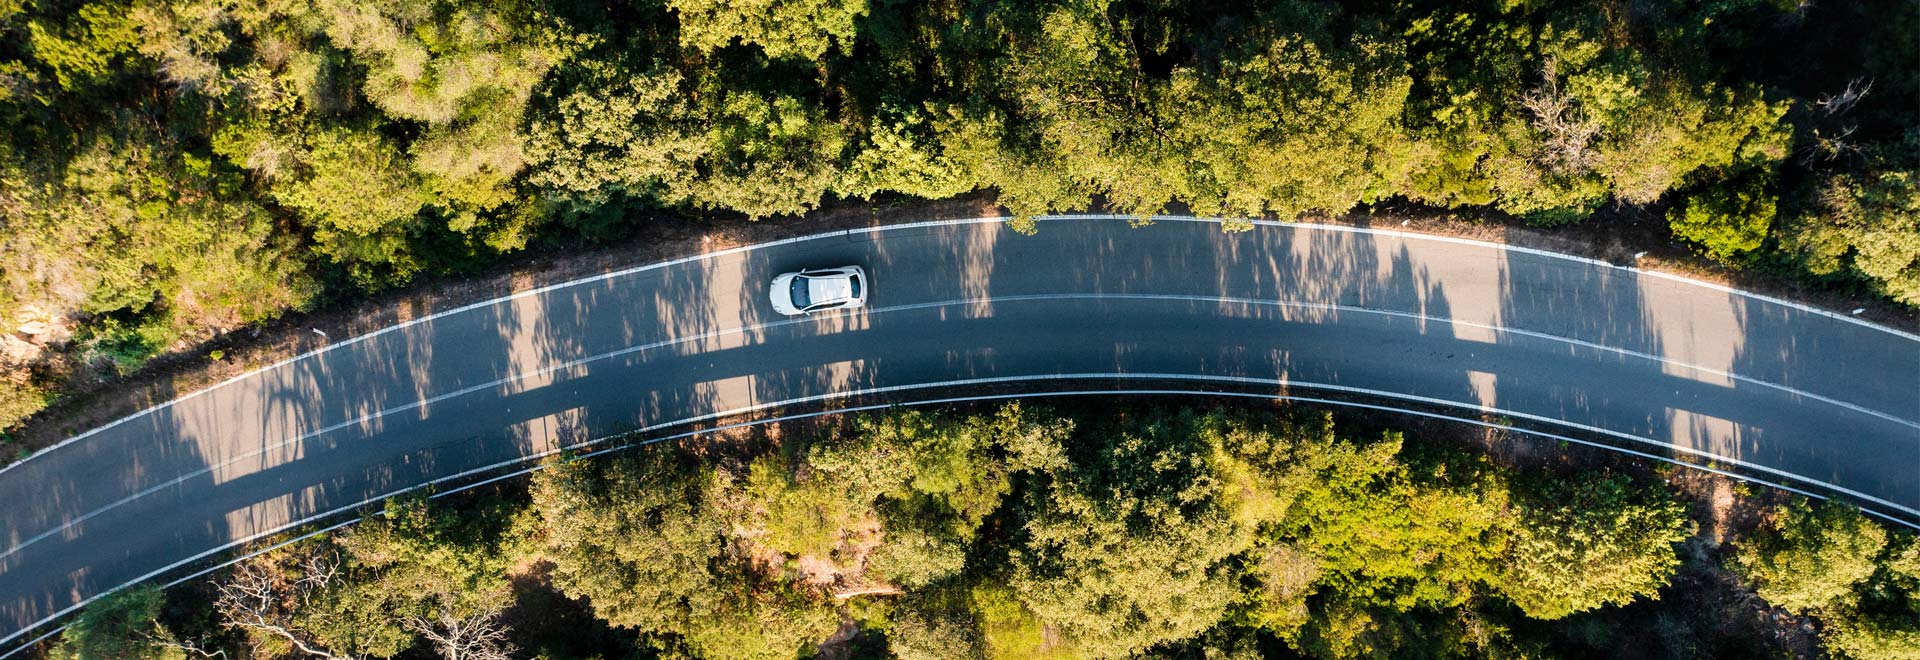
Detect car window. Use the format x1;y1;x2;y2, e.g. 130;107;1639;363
789;276;811;308
850;274;861;298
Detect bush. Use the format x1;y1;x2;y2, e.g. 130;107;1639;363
0;378;51;431
78;316;178;376
1668;175;1778;263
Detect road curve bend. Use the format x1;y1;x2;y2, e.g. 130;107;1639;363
0;215;1916;642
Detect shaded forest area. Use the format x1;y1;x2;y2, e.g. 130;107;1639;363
52;403;1920;659
0;0;1916;431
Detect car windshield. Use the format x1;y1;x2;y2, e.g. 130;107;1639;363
789;276;812;308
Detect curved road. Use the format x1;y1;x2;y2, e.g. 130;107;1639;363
1;216;1916;642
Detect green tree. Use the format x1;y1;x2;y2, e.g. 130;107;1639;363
667;0;867;60
531;449;730;632
1388;1;1790;224
1782;133;1920;305
329;496;523;637
311;0;572;252
0;378;50;431
1734;500;1889;613
1008;410;1249;658
1820;538;1920;660
1494;473;1695;619
1163;21;1413;221
0;124;316;373
688;83;847;218
1279;435;1509;613
837;105;978;201
889;591;985;660
27;2;140;91
251;122;428;287
50;584;184;660
1825;605;1920;660
738;448;895;560
678;578;840;660
532;448;838;659
524;62;706;222
983;0;1173;219
969;584;1077;660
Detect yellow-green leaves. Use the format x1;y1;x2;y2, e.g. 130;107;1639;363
1495;474;1694;620
668;0;867;60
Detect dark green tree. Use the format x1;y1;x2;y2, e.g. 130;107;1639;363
50;584;185;660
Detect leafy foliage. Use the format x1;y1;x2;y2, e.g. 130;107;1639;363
1669;174;1779;263
1782;133;1920;305
1734;499;1889;612
531;447;735;632
50;584;183;660
0;377;50;431
1007;410;1248;657
1733;500;1920;659
0;0;1911;420
668;0;867;60
1495;473;1695;619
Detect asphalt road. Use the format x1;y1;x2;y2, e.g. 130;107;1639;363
1;215;1916;642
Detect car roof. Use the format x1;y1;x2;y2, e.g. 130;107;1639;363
806;274;853;304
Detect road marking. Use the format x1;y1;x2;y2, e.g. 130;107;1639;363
4;215;1915;647
8;214;1913;477
2;293;1910;565
4;381;1913;656
1111;214;1920;342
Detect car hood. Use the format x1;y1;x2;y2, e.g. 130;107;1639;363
769;274;799;313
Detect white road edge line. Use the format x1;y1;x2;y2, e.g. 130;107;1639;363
6;214;1913;477
3;381;1913;656
4;292;1907;563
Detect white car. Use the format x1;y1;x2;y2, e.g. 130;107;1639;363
770;266;868;315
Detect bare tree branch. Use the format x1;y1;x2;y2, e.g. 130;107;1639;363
405;601;514;660
1814;78;1872;117
151;633;227;660
1519;60;1602;174
214;557;359;660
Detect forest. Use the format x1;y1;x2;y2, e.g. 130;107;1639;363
51;403;1920;659
0;0;1917;433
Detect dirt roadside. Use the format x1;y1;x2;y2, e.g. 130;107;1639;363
5;195;1915;460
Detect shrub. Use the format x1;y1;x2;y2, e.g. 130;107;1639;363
0;378;51;431
1668;175;1778;263
78;316;178;376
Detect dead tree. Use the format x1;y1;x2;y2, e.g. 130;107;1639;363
214;553;358;660
1802;78;1874;164
405;600;514;660
1815;78;1873;117
1519;60;1602;174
